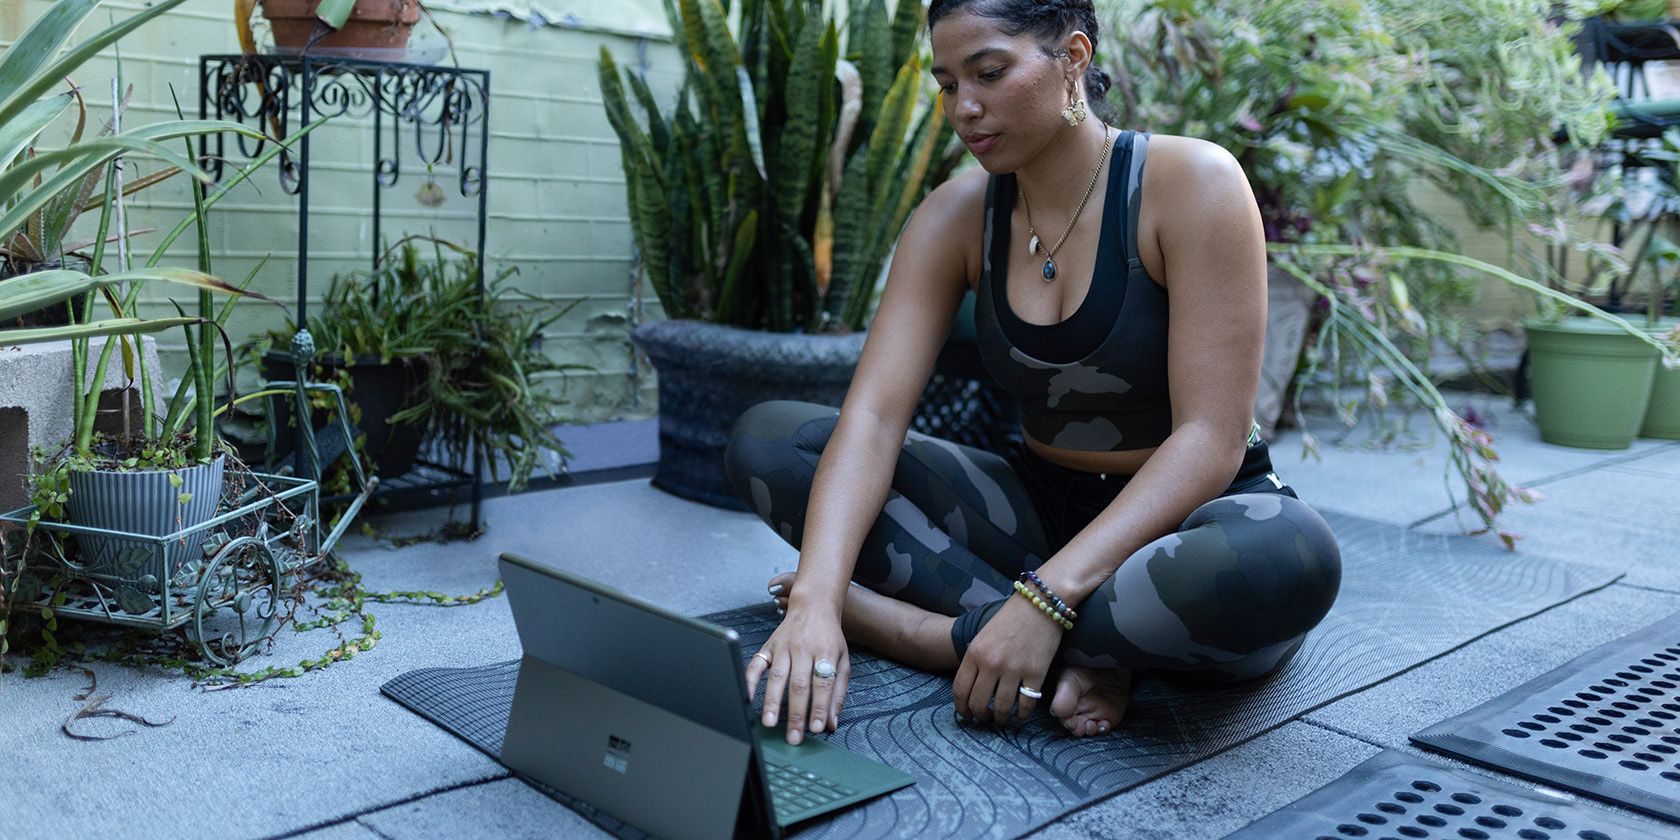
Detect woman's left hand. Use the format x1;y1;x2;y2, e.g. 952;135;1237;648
952;593;1064;725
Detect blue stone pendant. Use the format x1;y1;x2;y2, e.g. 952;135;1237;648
1042;258;1057;281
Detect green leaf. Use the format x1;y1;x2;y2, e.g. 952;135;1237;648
737;66;768;182
864;55;920;211
888;0;924;73
0;0;104;107
0;122;257;247
825;150;872;319
313;0;356;29
0;0;192;130
852;0;894;136
775;15;824;222
716;210;760;323
0;94;71;174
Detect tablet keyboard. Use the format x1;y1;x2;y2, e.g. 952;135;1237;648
765;759;857;819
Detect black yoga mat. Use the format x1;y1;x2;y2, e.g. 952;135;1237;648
1413;611;1680;824
382;512;1621;839
1226;749;1665;839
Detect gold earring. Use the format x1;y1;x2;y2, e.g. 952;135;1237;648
1061;97;1087;126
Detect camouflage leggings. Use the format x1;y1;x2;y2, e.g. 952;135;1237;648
724;401;1342;682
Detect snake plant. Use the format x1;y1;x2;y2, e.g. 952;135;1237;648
600;0;961;333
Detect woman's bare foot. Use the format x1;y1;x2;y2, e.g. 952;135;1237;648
1049;666;1132;737
767;572;958;671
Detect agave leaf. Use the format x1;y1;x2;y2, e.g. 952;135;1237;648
779;218;819;329
825;150;871;320
662;129;693;319
145;115;325;268
774;15;823;223
0;0;104;105
0;95;70;175
0;317;197;348
0;124;254;244
889;0;924;72
886;97;945;241
0;267;266;322
853;0;893;137
813;22;840;188
78;167;181;214
624;71;670;154
0;0;192;130
864;55;920;210
715;209;759;323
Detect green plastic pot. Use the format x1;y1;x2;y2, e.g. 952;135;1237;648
1525;318;1659;450
1640;318;1680;440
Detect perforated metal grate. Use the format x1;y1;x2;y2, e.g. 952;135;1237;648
1226;750;1666;840
1414;611;1680;823
910;372;1018;454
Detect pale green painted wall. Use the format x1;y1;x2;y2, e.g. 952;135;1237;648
3;0;684;423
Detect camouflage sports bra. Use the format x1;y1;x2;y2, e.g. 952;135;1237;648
973;129;1173;452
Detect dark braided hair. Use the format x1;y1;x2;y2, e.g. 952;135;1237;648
926;0;1112;105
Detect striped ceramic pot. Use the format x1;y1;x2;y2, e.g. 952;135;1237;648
66;454;226;589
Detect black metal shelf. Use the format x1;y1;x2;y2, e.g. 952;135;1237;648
198;53;492;529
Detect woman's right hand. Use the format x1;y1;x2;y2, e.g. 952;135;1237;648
745;577;850;746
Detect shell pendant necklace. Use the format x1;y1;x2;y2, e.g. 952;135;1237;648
1019;126;1115;282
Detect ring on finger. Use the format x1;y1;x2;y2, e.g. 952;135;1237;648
1017;685;1043;700
753;651;773;667
813;658;836;679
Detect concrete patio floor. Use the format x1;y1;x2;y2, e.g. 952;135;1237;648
3;390;1678;839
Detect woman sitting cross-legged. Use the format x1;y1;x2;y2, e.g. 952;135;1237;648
725;0;1342;746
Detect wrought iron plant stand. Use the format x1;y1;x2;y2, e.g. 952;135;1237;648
197;51;492;529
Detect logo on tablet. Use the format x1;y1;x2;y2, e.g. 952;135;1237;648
604;735;632;773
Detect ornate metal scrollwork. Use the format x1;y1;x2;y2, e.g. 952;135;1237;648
198;55;489;198
190;536;285;666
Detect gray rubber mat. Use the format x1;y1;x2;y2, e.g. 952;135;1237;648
382;512;1621;839
1225;749;1664;839
1413;611;1680;823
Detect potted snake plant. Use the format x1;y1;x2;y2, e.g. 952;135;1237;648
600;0;961;508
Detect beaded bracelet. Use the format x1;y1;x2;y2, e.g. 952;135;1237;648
1021;570;1077;620
1012;580;1074;631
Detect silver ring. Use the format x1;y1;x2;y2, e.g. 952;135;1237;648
753;652;773;667
1017;685;1043;700
813;658;836;679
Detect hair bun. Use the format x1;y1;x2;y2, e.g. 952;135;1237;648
1084;66;1111;103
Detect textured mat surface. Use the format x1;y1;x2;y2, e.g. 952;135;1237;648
1413;611;1680;823
382;512;1620;839
1225;749;1663;839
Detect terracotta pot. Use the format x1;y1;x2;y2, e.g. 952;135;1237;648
260;0;421;52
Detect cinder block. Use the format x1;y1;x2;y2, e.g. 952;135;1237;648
0;337;166;513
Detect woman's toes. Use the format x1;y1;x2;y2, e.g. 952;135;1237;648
767;572;796;597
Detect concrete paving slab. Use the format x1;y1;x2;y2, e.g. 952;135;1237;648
350;778;598;840
2;408;1665;840
340;478;797;616
290;821;392;840
1271;393;1676;528
1412;465;1680;591
1026;721;1381;840
549;418;658;475
1306;583;1680;750
0;479;794;840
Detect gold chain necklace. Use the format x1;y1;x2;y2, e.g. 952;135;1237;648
1019;126;1114;282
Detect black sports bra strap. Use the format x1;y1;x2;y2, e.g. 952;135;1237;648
1123;131;1148;272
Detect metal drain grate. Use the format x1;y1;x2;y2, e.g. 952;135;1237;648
1414;611;1680;822
1225;750;1665;839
